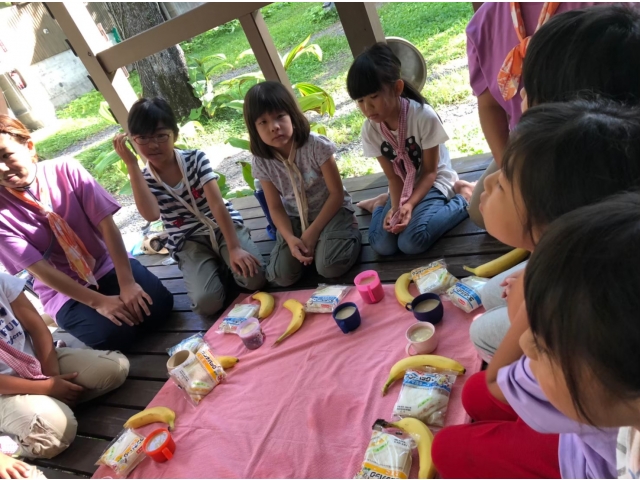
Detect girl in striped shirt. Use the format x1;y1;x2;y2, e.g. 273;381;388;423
116;98;266;316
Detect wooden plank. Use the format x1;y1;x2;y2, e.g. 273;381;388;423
97;3;271;72
75;405;139;439
335;3;385;57
96;379;164;409
127;354;171;380
135;254;170;267
173;294;193;311
126;332;195;354
146;264;182;279
32;436;108;476
156;311;215;332
239;10;291;88
35;467;88;479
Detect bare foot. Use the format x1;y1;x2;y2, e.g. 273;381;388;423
454;180;476;203
357;193;389;213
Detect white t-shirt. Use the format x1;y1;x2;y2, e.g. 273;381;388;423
618;427;640;478
0;273;35;377
361;99;459;199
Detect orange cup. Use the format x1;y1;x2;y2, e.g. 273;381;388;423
143;428;175;463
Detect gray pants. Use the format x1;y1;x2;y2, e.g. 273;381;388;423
468;158;499;229
469;261;528;361
175;224;267;316
267;208;362;287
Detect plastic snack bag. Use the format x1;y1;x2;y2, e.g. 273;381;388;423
355;420;412;479
167;332;204;356
168;342;226;405
392;368;458;428
446;276;489;313
218;304;259;334
96;429;146;477
305;284;350;313
411;260;458;295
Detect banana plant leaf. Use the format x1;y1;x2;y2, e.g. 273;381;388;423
98;102;118;125
226;137;251;151
94;149;122;175
239;161;255;190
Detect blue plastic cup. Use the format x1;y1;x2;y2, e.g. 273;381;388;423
332;302;361;334
405;293;444;325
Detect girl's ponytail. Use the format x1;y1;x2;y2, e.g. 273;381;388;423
401;81;425;106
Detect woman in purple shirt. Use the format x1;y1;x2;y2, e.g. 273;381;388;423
0;116;173;350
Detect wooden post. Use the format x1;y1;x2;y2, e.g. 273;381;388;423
472;3;484;13
44;2;137;130
335;3;385;58
239;10;291;89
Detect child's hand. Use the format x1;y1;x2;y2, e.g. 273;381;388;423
0;453;32;479
288;237;313;265
500;270;525;299
119;282;153;323
113;133;138;167
390;204;413;234
95;295;137;327
229;247;261;277
45;373;84;406
383;208;398;233
300;229;319;258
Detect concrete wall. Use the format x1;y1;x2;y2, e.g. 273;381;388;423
28;50;95;108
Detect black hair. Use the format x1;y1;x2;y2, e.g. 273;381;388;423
128;97;179;137
243;81;310;159
525;192;640;424
501;98;640;242
346;42;425;105
523;5;640;107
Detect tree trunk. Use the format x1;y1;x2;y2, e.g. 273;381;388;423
105;2;201;119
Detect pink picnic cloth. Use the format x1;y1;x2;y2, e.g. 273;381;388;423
93;285;482;479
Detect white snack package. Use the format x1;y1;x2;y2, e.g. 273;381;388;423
305;284;350;313
168;343;225;405
446;276;489;313
218;304;259;334
410;260;458;295
392;368;458;428
96;428;146;477
355;421;412;479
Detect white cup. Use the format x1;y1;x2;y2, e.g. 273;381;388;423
405;322;438;355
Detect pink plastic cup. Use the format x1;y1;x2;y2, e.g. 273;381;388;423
354;270;384;304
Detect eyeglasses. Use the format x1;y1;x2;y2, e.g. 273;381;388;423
132;133;171;145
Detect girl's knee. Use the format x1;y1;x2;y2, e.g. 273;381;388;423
16;399;77;459
191;291;225;317
369;235;399;256
237;268;267;291
92;351;130;394
397;234;430;255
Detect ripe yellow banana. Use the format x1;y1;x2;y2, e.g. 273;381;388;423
252;292;275;319
395;272;414;307
217;356;239;369
391;417;436;479
124;406;175;430
382;355;466;395
463;248;529;278
274;299;305;345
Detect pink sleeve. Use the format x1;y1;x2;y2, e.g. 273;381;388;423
64;159;120;227
0;232;44;274
466;31;488;97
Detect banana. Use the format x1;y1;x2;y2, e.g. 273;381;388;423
463;248;529;278
382;355;466;395
124;406;175;430
390;417;436;479
395;272;414;307
274;299;305;345
217;356;239;369
252;292;275;319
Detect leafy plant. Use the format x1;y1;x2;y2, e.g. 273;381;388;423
305;5;338;23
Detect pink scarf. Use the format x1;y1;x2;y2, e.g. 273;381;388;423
0;339;48;380
379;97;416;227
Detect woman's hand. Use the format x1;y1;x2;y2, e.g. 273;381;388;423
390;203;413;234
113;133;138;167
288;237;313;265
228;247;261;278
45;372;84;406
119;282;153;323
95;295;137;326
0;453;33;479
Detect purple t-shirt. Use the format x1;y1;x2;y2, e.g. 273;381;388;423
0;158;120;319
498;356;617;478
466;2;595;130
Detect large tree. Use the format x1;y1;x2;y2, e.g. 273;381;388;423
105;2;201;119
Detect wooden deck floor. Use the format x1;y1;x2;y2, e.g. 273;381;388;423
31;153;504;478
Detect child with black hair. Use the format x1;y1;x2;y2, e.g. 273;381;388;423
115;98;266;316
243;81;361;286
431;98;640;478
471;4;640;362
346;43;474;256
